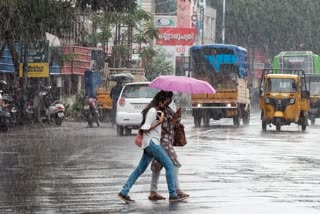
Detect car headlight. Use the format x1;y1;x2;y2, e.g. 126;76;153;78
265;97;270;104
197;103;202;108
289;98;295;104
226;103;232;108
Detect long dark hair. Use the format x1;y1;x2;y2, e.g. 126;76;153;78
140;90;172;126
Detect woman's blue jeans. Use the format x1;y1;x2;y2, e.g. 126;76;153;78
120;141;177;197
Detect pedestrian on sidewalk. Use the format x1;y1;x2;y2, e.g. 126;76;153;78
118;90;188;203
110;81;122;126
148;91;189;201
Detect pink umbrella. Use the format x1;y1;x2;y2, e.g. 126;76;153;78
149;75;216;94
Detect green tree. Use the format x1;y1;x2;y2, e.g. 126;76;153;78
144;47;174;80
211;0;320;57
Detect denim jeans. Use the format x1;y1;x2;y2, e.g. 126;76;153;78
151;166;180;192
120;141;177;197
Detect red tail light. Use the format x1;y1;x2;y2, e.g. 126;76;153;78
57;106;64;111
119;97;126;106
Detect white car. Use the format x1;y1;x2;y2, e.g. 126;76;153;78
116;82;159;136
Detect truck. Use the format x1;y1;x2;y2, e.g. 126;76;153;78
305;74;320;125
189;44;251;127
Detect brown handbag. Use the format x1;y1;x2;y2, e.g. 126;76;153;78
173;123;187;147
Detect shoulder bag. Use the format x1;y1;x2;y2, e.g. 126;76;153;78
173;123;187;147
135;129;143;148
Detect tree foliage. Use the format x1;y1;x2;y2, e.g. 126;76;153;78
211;0;320;57
75;0;138;12
144;47;174;81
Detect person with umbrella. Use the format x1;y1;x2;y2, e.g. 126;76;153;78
118;90;188;203
148;91;189;201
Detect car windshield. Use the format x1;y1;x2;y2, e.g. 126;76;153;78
266;78;296;93
122;84;159;98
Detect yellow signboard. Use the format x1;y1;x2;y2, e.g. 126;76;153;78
19;63;49;78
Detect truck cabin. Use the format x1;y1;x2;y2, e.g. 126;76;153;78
189;44;248;89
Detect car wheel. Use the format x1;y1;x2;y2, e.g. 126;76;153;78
124;127;132;135
117;125;124;136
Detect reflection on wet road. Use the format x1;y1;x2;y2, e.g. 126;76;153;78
0;112;320;213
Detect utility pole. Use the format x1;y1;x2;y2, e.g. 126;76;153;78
222;0;225;44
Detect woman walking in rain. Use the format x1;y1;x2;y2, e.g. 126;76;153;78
118;90;188;203
148;91;189;201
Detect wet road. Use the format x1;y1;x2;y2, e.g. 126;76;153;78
1;111;320;213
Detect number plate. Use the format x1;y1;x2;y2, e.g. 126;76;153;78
83;105;90;110
134;104;144;109
58;112;64;117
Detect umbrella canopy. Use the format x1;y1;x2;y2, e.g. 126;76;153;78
110;73;134;81
149;75;216;94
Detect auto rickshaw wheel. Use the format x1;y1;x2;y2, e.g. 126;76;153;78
310;115;316;125
301;117;307;131
262;120;267;131
276;122;281;132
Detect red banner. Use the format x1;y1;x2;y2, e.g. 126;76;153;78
156;28;197;46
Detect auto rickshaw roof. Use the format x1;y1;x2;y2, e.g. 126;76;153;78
266;74;300;79
263;68;306;78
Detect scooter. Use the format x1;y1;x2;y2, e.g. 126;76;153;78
39;86;65;126
2;94;17;128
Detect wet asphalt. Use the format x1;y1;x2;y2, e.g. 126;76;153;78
0;111;320;214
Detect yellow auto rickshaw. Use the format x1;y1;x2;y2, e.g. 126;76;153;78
259;69;310;131
306;74;320;125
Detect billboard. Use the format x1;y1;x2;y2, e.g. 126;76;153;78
19;40;49;78
156;27;197;46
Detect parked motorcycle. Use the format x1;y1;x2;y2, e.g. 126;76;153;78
0;106;10;132
83;97;100;128
0;92;10;132
2;94;17;128
39;85;65;126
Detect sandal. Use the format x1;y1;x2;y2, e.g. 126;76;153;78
177;190;189;198
148;192;166;201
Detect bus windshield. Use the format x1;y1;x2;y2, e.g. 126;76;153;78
283;56;312;73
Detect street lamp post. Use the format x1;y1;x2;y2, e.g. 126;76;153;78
222;0;225;44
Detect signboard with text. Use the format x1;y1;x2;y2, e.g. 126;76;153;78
19;40;49;78
19;63;49;78
156;27;197;46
